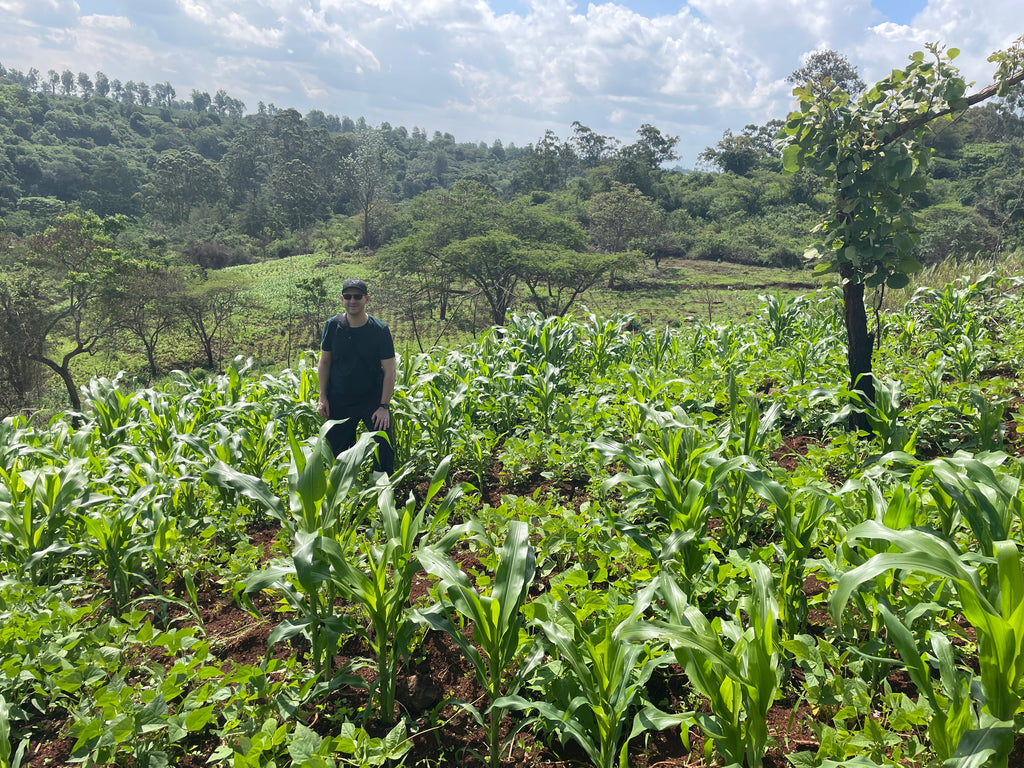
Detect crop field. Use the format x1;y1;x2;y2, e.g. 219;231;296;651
2;269;1024;768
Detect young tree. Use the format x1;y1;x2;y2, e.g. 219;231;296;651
294;275;333;350
178;285;238;369
781;39;1024;431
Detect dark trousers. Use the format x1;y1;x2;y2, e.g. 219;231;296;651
325;399;395;474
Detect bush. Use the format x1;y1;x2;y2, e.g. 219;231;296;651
183;240;249;269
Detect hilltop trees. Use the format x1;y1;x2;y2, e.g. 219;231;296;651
699;121;784;175
613;123;679;195
786;49;865;100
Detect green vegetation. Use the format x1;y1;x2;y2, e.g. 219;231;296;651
1;271;1023;766
2;39;1024;768
3;42;1024;416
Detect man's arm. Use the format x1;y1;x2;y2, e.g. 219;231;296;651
371;356;397;430
317;350;331;419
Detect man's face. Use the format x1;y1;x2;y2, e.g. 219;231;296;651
342;291;367;312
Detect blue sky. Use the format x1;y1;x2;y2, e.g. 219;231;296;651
872;0;927;25
0;0;1018;166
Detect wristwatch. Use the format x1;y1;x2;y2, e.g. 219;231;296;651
378;403;390;410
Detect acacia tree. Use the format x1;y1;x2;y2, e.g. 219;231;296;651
1;212;133;412
178;285;238;369
505;202;620;316
377;180;502;321
111;267;186;380
444;232;524;325
520;248;626;316
782;40;1024;431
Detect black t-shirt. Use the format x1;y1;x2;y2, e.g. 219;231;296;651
320;314;395;406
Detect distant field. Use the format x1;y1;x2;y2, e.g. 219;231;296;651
195;254;826;359
58;251;1021;404
583;258;823;327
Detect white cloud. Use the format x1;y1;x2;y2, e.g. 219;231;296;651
80;14;130;30
0;0;1020;164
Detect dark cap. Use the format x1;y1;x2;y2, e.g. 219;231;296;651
342;278;369;295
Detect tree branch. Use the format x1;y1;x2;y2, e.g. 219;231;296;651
895;68;1024;139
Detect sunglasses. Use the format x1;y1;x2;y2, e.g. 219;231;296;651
342;293;366;300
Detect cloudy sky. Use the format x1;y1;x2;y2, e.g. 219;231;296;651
0;0;1021;165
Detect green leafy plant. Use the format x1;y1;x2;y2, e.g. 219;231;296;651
416;519;539;768
503;583;672;768
621;562;783;768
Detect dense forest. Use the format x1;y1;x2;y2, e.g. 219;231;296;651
1;56;1023;417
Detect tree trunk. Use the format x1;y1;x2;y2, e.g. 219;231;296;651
33;355;82;414
840;264;874;432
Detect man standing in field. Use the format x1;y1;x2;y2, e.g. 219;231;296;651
317;278;396;474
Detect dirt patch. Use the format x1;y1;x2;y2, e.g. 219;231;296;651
772;434;818;472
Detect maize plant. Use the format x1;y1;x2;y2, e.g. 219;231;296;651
833;521;1024;768
621;561;783;768
0;458;104;585
417;519;539;768
502;583;669;768
317;459;467;722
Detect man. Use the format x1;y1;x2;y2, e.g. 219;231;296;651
317;278;396;473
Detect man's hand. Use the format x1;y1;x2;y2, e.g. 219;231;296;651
317;399;329;419
371;405;390;430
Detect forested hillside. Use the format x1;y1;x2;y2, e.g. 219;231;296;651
1;54;1023;418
